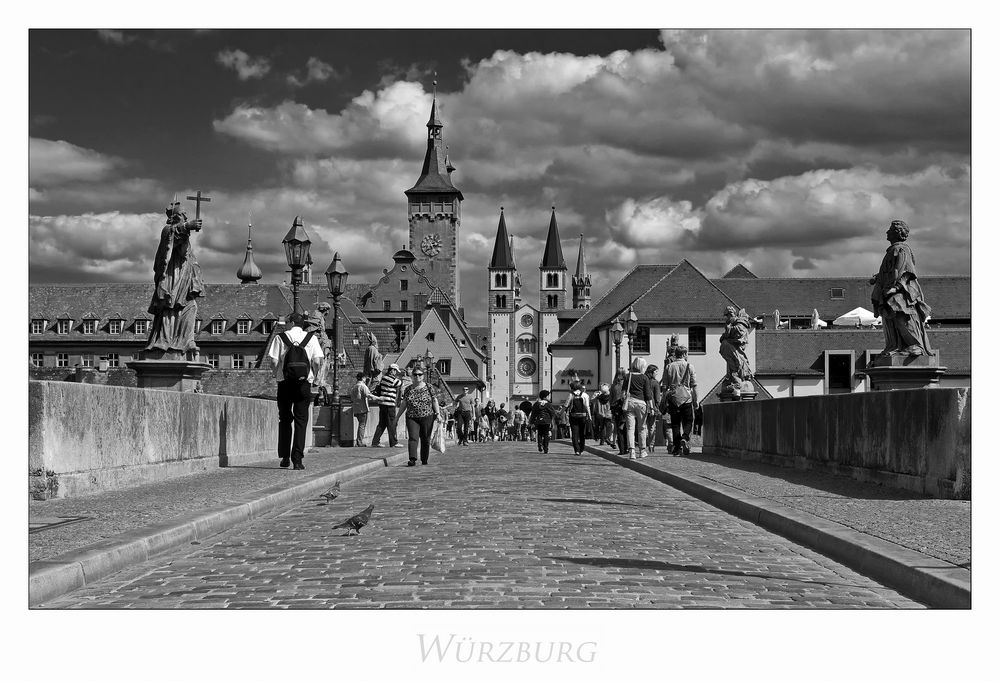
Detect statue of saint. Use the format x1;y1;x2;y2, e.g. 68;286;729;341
720;305;753;394
870;220;933;357
145;201;204;357
305;305;332;394
362;330;384;383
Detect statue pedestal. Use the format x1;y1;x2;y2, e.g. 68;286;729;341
128;352;212;392
864;351;947;391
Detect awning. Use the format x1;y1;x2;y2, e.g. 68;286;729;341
832;306;881;327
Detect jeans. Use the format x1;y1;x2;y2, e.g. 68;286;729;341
277;379;312;463
456;410;473;443
406;415;436;463
569;414;589;453
623;397;648;453
354;411;368;446
667;402;695;451
536;424;551;453
372;404;397;446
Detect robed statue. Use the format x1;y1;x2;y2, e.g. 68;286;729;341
363;330;384;383
869;220;933;357
145;201;204;357
305;304;332;395
720;305;753;395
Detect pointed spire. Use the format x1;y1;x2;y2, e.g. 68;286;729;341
540;206;566;269
237;212;263;283
574;233;588;279
406;78;463;198
489;207;515;269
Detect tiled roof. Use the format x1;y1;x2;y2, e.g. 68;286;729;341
754;327;971;375
712;276;970;321
722;264;757;279
551;264;676;346
630;260;741;323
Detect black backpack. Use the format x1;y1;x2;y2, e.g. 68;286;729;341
570;394;588;416
279;331;314;381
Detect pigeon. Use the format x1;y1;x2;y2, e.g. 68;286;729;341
319;481;342;504
333;503;374;535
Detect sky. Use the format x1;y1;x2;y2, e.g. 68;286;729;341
28;27;971;326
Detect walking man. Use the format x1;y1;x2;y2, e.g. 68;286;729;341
265;312;324;470
371;363;403;448
453;386;476;446
349;372;372;447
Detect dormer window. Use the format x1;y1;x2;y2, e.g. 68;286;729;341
30;319;46;334
82;319;97;335
109;319;124;335
56;319;72;335
135;320;149;335
195;319;203;333
262;320;276;335
236;319;251;335
830;287;845;300
211;319;225;335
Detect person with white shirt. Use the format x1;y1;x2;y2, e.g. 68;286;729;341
265;312;325;470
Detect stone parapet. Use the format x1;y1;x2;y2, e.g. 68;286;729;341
29;380;284;499
702;388;970;499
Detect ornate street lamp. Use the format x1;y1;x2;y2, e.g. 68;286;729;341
325;252;349;405
282;216;312;315
611;316;624;374
624;305;639;368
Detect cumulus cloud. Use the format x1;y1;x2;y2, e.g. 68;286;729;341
29;138;123;186
287;57;343;87
217;49;272;81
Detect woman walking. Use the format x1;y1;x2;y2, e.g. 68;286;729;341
624;357;655;459
609;368;628;455
483;399;497;441
563;381;592;456
394;367;443;466
644;364;661;454
663;346;698;456
529;389;558;454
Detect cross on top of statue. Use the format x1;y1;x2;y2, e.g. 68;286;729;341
186;190;212;219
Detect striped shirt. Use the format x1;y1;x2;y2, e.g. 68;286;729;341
375;373;402;406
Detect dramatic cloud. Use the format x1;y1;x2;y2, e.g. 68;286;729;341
29;138;123;186
287;57;343;87
217;49;272;81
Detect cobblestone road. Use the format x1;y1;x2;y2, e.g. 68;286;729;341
40;441;922;609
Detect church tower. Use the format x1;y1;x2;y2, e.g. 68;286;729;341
404;82;464;308
488;208;517;404
571;234;592;309
539;207;567;311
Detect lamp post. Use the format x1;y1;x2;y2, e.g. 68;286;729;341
324;252;349;406
624;305;638;368
282;216;312;316
611;317;624;374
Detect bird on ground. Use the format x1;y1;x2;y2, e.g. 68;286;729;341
319;481;342;504
333;503;374;536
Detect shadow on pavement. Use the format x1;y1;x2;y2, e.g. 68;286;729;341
538;497;655;508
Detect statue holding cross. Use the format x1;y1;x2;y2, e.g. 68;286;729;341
144;193;209;358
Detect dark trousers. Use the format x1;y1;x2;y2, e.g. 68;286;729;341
536;424;551;453
354;412;368;446
277;379;312;463
456;410;473;443
667;402;695;450
372;404;397;446
406;415;436;463
569;414;589;453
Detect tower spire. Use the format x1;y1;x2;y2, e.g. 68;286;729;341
237;211;263;284
489;207;515;269
540;206;566;269
572;233;592;309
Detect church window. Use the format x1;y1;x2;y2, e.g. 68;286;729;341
135;320;149;335
207;354;219;369
109;319;124;335
384;300;392;312
495;273;508;288
31;319;45;334
688;326;707;354
633;326;650;353
495;295;507;308
106;353;120;368
82;319;97;335
517;336;537;354
81;354;94;368
436;359;451;375
56;353;69;368
211;320;225;335
56;319;71;335
546;273;559;287
547;295;558;309
236;320;251;335
30;353;43;367
232;354;245;369
400;279;408;291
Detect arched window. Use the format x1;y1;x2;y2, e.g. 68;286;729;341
495;273;508;288
517;335;537;354
495;295;507;309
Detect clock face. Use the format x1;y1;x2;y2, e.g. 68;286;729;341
520;313;534;328
517;358;537;377
420;234;442;257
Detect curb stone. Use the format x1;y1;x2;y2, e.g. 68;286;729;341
29;452;409;607
583;443;971;609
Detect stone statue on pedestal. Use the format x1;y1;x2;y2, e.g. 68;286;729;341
305;304;332;396
145;201;204;359
869;219;933;357
719;305;754;398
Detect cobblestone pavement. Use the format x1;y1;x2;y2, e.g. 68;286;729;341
39;441;923;609
29;446;399;562
614;443;971;568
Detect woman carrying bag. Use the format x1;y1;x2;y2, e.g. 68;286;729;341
394;367;443;466
663;346;698;456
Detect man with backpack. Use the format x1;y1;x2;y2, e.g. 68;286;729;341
662;345;698;456
265;312;325;470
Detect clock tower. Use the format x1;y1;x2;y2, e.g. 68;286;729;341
405;85;464;308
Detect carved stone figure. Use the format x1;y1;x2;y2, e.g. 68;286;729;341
869;220;933;357
719;305;753;395
363;330;384;382
145;202;204;357
305;305;332;393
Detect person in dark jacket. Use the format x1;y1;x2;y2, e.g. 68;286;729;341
562;381;592;456
609;367;628;455
624;357;655;459
644;364;662;453
529;389;558;454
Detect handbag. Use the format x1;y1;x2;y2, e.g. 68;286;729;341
431;422;446;453
667;363;693;407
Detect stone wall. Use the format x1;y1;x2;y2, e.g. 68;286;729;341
200;369;278;399
29;366;138;387
702;388;971;499
29;380;281;499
